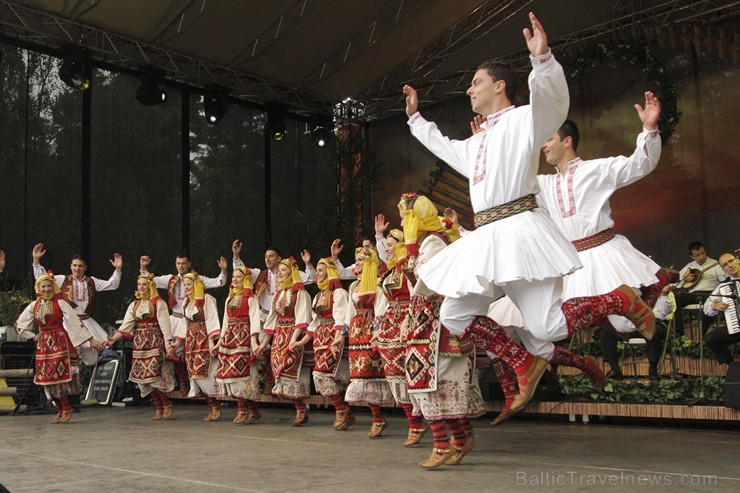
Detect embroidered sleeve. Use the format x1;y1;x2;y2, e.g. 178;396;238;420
203;295;221;338
607;128;662;189
528;49;569;150
157;299;173;341
93;269;121;292
15;303;37;340
249;297;262;336
408;113;473;177
373;290;389;318
117;303;137;339
333;289;350;329
294;290;312;330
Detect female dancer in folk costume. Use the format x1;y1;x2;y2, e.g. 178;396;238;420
345;246;396;438
182;271;224;421
292;257;354;430
16;272;104;423
106;274;176;420
256;258;313;426
400;194;485;469
375;229;427;446
214;266;262;424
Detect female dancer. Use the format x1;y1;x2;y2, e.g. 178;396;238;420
106;274;176;420
182;271;223;421
214;266;262;424
376;229;426;445
345;246;395;437
16;272;104;423
256;258;312;426
400;193;485;468
292;257;353;429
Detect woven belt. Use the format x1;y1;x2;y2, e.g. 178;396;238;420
78;314;91;320
171;312;184;319
572;228;615;252
474;194;537;227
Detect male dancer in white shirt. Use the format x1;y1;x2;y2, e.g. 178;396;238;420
32;243;120;365
402;13;655;409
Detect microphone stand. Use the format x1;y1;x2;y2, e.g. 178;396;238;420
687;293;708;406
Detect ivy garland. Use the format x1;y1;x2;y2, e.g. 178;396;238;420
559;374;725;404
565;42;681;145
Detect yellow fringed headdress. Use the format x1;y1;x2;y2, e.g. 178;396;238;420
183;271;205;301
385;229;408;270
278;257;304;292
134;274;159;300
229;266;255;298
317;257;341;291
398;193;443;257
355;246;379;298
34;271;60;300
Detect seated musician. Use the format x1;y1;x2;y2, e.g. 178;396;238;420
675;241;725;336
703;253;740;372
594;285;674;379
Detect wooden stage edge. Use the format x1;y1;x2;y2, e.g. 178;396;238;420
168;392;740;423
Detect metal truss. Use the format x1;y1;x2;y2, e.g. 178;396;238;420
361;0;739;119
0;0;736;120
0;0;334;116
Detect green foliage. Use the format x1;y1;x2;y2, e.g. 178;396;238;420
567;333;719;361
565;42;681;144
0;290;33;326
559;374;725;404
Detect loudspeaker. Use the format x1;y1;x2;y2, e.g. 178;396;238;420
724;361;740;408
0;341;34;369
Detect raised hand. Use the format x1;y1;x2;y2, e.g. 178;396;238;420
469;115;485;135
330;239;344;260
109;253;123;272
403;84;419;117
0;250;5;272
523;12;548;57
634;91;661;131
232;239;243;259
217;256;228;272
443;207;460;226
374;214;389;236
32;243;46;264
301;249;312;267
140;255;151;271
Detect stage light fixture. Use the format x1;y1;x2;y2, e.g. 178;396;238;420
135;71;167;106
312;126;331;147
266;102;288;141
59;51;90;91
203;92;227;124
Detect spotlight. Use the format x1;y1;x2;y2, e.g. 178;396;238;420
203;91;227;124
135;70;167;106
312;126;331;147
266;102;287;141
59;50;90;91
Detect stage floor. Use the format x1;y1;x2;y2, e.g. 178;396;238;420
1;403;738;492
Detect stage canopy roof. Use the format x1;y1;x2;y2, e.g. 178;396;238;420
0;0;736;118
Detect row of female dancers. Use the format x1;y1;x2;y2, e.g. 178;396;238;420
16;192;603;468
